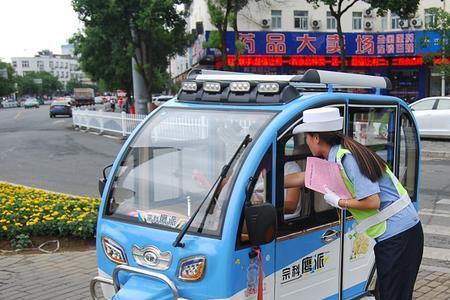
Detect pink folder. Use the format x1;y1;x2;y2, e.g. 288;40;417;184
305;156;352;199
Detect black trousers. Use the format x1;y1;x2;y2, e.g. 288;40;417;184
374;222;424;300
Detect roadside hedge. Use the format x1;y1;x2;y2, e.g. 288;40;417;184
0;182;100;240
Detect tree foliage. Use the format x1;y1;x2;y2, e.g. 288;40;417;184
0;61;15;97
205;0;249;69
306;0;420;70
421;7;450;77
71;0;191;106
16;72;62;96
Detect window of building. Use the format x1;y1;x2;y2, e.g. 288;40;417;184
391;13;400;29
381;15;388;31
49;61;54;68
55;61;59;68
37;60;44;71
12;61;17;68
271;10;282;29
424;8;435;28
327;11;336;29
294;10;308;30
352;12;362;30
21;61;29;68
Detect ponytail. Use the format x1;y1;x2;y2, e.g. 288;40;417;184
312;131;387;182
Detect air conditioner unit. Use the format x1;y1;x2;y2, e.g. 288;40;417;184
399;19;409;29
364;8;373;17
364;21;374;30
411;18;423;28
311;19;321;29
261;19;270;28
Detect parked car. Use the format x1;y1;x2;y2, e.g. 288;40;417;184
23;98;40;109
410;96;450;138
49;100;72;118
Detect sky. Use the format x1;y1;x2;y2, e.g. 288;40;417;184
0;0;82;62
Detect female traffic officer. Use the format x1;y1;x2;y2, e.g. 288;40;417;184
286;107;423;300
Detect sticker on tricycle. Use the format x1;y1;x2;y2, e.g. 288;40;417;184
132;210;187;229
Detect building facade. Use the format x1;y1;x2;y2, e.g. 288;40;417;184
11;46;91;88
172;0;449;101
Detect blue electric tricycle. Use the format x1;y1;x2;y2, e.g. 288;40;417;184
90;69;421;300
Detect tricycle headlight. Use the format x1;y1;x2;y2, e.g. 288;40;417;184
102;237;127;264
178;256;206;281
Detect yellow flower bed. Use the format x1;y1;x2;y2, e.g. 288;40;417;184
0;182;100;239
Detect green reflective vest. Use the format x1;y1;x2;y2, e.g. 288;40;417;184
336;146;408;239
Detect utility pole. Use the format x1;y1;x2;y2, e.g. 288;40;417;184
130;22;149;115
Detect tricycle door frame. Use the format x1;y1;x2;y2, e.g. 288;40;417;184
273;101;347;300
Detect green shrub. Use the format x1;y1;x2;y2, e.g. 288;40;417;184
0;182;100;240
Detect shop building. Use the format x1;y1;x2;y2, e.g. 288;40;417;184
172;0;449;101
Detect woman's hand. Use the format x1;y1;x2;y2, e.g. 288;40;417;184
324;187;341;208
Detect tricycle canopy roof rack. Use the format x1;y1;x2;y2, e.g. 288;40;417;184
177;69;392;104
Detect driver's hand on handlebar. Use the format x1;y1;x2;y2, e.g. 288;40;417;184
192;169;212;189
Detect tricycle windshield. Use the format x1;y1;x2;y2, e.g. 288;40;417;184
105;107;276;236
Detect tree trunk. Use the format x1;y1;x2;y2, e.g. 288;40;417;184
220;28;228;70
233;6;239;70
336;15;347;71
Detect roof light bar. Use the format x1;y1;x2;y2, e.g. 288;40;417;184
230;81;251;92
203;82;221;93
182;81;198;92
258;82;279;94
294;69;391;89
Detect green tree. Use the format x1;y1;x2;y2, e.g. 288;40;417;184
71;0;191;110
306;0;420;70
205;0;233;69
65;78;84;94
17;72;62;97
229;0;248;69
422;7;450;83
0;61;16;97
204;0;249;70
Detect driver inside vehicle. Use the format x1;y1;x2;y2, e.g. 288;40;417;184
193;163;303;219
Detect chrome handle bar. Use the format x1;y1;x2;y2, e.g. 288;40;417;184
90;265;188;300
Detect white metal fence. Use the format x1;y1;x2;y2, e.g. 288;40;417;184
1;101;18;108
72;108;146;137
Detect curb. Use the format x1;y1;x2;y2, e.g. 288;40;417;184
420;264;450;274
421;151;450;159
0;180;95;199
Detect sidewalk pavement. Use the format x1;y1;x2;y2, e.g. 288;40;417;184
421;139;450;159
0;250;449;299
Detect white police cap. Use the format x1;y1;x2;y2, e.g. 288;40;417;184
293;107;343;134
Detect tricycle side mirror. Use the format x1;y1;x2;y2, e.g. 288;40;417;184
99;164;113;197
245;203;277;246
98;178;107;197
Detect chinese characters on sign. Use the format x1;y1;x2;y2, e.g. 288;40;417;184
281;252;330;284
224;55;423;68
217;31;418;56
